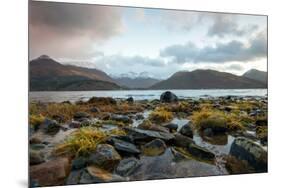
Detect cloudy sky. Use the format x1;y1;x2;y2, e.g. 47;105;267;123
29;1;267;79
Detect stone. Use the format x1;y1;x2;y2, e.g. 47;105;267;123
88;144;121;171
125;128;175;143
66;169;83;185
30;150;45;165
30;157;71;187
29;136;42;144
71;157;88;170
73;112;90;121
30;144;46;150
40;118;61;135
179;122;193;138
229;137;267;172
79;166;124;184
126;97;134;103
163;123;178;132
135;114;144;120
110;138;140;155
170;133;195;148
110;114;133;124
187;144;215;161
88;97;117;105
203;128;214;137
142;139;167;156
138;123;170;133
69;121;81;128
115;157;141;176
160;91;178;103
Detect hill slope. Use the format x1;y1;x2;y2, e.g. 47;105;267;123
150;69;267;89
30;55;121;91
114;77;161;89
242;69;267;84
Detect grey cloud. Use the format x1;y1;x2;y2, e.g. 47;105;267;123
160;30;267;63
29;1;124;59
207;14;259;37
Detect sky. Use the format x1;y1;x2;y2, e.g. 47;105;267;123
29;1;267;79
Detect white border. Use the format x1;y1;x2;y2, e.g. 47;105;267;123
1;0;280;188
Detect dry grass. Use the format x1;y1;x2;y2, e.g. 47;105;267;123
29;114;45;128
149;107;173;123
53;127;127;157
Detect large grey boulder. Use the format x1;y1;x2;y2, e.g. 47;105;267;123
160;91;178;103
229;137;267;172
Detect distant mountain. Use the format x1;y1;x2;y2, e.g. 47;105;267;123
114;77;161;89
242;69;267;84
112;72;161;89
30;55;121;91
150;69;267;89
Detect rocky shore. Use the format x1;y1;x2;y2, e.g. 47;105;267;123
29;91;268;187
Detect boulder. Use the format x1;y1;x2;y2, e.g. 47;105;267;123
229;137;267;172
29;136;42;144
71;156;88;170
30;157;71;187
126;97;134;103
142;139;167;156
73;112;90;121
179;122;193;138
79;166;124;184
170;133;195;148
109;138;140;155
69;121;81;129
88;144;121;171
88;97;117;105
187;144;215;161
110;114;133;124
40;118;60;135
163;123;178;132
125;128;175;143
30;150;45;165
115;157;141;176
66;169;83;185
160;91;178;103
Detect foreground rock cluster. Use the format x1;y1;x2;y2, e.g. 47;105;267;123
29;91;268;186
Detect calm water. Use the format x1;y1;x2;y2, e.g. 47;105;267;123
29;89;267;103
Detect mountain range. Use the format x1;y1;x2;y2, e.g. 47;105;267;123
29;55;267;91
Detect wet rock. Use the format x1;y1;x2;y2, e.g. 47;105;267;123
187;144;215;161
179;122;193;138
203;128;214;137
30;144;46;150
110;138;140;155
160;91;178;103
115;157;141;176
126;97;134;103
135;114;144;120
80;118;92;127
108;135;134;144
111;114;133;124
229;137;267;172
170;133;195;148
142;139;167;156
40;118;61;135
69;121;81;128
80;166;124;184
125;128;175;143
30;157;71;187
88;144;121;171
256;119;267;126
52;114;65;123
225;155;254;174
90;107;100;113
71;157;88;170
29;136;42;144
73;112;90;121
66;169;83;185
163;123;178;132
30;150;45;165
